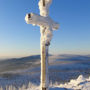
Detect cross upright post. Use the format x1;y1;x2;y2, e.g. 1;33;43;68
39;0;52;90
25;0;59;90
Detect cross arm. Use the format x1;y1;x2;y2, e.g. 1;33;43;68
25;13;59;30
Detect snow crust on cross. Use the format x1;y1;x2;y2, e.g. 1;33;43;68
38;0;52;16
25;0;59;89
25;0;59;46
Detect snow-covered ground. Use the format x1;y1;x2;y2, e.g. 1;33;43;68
51;75;90;90
26;75;90;90
0;54;90;90
0;75;89;90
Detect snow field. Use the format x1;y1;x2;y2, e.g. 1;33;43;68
0;75;90;90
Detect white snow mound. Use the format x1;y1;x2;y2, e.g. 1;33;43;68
26;75;90;90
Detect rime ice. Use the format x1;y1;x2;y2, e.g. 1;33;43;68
25;0;59;89
25;13;59;30
25;13;59;45
38;0;52;16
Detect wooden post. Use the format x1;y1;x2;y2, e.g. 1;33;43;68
43;0;45;7
41;41;49;90
25;0;59;90
39;0;52;90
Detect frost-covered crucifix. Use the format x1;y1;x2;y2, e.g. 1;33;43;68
25;0;59;90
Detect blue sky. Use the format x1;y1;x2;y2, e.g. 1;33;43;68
0;0;90;58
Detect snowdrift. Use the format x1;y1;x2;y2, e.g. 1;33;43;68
26;75;90;90
0;75;90;90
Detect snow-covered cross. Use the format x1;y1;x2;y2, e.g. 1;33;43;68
25;0;59;90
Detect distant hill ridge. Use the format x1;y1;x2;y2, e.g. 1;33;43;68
0;54;90;62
